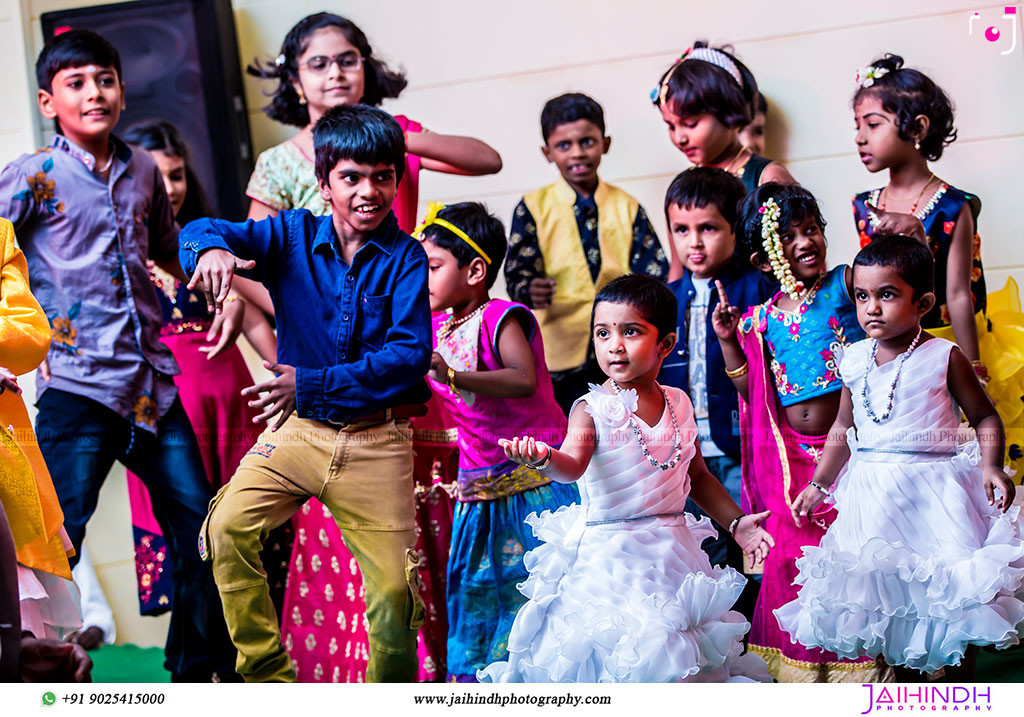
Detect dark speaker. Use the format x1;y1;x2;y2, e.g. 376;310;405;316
42;0;253;221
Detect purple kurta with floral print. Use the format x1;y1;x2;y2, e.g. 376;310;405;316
0;134;180;432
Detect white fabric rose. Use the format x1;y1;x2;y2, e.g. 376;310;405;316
584;383;637;430
836;341;869;384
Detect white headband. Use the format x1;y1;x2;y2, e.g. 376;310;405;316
685;47;743;87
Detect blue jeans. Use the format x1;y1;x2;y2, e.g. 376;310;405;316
35;388;236;678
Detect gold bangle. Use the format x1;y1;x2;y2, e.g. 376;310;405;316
725;362;749;379
446;366;459;395
223;294;243;304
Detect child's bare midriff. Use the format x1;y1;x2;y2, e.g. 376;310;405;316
783;391;841;437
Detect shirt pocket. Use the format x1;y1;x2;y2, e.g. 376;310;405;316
359;293;392;351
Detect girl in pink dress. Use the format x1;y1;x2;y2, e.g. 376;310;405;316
120;121;281;617
246;12;501;682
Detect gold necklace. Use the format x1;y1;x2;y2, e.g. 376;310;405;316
436;300;490;341
881;172;934;212
722;145;750;176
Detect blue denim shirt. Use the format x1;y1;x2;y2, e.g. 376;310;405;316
179;209;431;422
660;259;775;458
0;134;180;432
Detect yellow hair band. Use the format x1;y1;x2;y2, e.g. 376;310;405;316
413;201;492;265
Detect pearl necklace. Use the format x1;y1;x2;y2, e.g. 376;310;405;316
610;381;683;471
436;300;490;342
861;327;923;423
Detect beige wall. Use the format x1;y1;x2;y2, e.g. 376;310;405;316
4;0;1023;648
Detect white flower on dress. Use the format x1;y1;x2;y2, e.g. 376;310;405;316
585;383;637;430
836;342;868;384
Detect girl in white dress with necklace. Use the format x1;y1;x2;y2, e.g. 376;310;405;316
777;235;1024;681
478;275;774;683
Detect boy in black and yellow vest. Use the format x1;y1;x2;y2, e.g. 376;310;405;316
505;93;669;413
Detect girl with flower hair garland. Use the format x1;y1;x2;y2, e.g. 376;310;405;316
852;53;1024;476
478;274;774;683
714;183;890;683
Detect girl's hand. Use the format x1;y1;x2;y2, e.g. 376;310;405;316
200;295;245;360
712;280;741;342
0;366;21;395
427;352;450;384
791;484;827;527
983;466;1015;513
498;436;550;467
241;361;296;432
864;202;926;242
734;510;774;566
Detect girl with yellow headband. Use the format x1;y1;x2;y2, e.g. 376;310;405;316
415;202;578;681
652;41;797;281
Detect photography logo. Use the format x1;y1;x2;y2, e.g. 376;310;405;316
970;6;1018;54
860;684;994;713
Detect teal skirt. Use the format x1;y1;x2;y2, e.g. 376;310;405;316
445;481;579;681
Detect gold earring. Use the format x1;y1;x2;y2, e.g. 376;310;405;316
297;89;307;106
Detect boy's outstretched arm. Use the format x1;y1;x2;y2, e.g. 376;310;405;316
179;215;286;313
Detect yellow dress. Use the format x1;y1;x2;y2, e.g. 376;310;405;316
0;217;71;580
933;278;1024;477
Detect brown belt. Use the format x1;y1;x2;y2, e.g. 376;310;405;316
319;403;427;428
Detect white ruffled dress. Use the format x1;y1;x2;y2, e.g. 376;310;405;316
775;338;1024;673
477;384;771;683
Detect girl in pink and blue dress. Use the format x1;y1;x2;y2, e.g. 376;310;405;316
851;54;1024;474
714;183;890;682
777;235;1023;681
414;202;578;681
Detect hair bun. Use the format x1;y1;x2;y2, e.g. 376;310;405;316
872;54;904;73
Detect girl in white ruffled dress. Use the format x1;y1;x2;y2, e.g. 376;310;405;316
478;274;774;683
776;235;1024;681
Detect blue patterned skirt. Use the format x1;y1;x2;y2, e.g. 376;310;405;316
445;481;579;680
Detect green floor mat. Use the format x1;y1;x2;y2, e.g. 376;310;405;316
90;644;169;683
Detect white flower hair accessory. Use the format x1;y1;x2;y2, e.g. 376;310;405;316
759;197;803;300
584;383;637;430
855;65;889;88
275;54;287;67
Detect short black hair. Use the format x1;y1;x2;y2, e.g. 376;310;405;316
36;29;122;94
754;91;768;116
313;105;405;185
663;166;746;229
852;54;956;161
247;12;407;128
736;183;827;265
652;41;758;129
540;93;605;143
122;120;214;224
853;234;934;299
592;274;677;341
420;202;506;288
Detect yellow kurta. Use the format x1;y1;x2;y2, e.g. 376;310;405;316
0;217;71;579
523;178;637;372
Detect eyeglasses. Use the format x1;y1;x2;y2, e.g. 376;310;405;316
302;52;363;74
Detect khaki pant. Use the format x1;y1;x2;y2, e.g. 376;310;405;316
201;415;424;682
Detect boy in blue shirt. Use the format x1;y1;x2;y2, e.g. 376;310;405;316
0;29;238;681
659;168;774;576
181;104;431;683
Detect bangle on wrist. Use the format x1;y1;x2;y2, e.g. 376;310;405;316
808;480;831;497
446;366;460;399
728;515;743;536
725;362;749;379
525;445;551;470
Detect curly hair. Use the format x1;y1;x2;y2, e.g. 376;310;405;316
852;54;957;161
652;41;759;129
247;12;407;128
